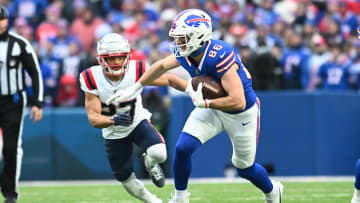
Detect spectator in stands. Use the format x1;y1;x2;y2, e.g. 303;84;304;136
282;32;310;89
70;4;104;52
307;34;330;90
36;4;61;51
348;53;360;90
49;19;81;59
55;74;79;107
317;44;351;90
251;37;282;90
9;0;47;27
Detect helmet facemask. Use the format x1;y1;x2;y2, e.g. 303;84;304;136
97;52;131;76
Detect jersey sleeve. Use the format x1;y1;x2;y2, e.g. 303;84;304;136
79;68;99;96
214;49;236;78
135;60;147;82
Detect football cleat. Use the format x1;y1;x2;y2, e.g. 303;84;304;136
168;192;190;203
352;193;360;203
4;197;17;203
143;153;165;188
265;181;284;203
146;193;163;203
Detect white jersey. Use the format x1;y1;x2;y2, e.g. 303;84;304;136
79;60;151;139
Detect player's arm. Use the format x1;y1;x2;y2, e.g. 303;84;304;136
139;55;180;86
150;74;188;92
208;64;246;111
85;92;114;128
106;55;181;104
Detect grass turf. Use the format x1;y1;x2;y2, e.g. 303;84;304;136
7;181;354;203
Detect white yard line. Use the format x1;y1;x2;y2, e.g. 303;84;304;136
19;176;354;187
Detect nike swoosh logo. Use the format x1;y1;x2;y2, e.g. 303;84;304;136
220;52;226;58
242;121;250;126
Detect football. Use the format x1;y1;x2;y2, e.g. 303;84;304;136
191;75;227;99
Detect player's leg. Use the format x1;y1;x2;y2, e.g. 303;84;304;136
104;137;161;203
132;119;166;187
223;99;282;203
170;109;223;202
352;159;360;203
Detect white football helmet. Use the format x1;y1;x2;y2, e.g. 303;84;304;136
169;9;212;57
97;33;131;76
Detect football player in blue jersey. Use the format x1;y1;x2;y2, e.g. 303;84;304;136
107;9;283;203
352;159;360;203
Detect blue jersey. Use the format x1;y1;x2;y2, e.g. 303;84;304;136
318;61;350;90
174;39;256;112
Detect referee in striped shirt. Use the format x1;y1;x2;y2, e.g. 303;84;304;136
0;6;43;203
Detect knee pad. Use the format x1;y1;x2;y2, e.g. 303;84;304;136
232;156;254;169
146;143;167;164
121;173;146;198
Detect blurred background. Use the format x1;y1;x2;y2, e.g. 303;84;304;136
1;0;360;181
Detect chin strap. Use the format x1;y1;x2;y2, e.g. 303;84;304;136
190;41;208;57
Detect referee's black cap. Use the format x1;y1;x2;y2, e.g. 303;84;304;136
0;6;8;20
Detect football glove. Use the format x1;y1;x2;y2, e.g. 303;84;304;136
106;82;143;105
185;80;210;108
111;112;132;126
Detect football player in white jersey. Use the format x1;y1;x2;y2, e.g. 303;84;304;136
106;9;283;203
79;33;187;203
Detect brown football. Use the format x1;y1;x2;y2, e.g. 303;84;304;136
191;75;227;99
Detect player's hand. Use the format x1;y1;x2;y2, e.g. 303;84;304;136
106;82;143;105
111;112;132;126
185;81;210;108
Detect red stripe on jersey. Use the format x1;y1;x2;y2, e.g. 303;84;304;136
136;61;140;82
146;119;165;143
81;71;92;90
256;98;261;146
216;51;234;68
142;61;146;75
87;69;97;89
217;57;235;73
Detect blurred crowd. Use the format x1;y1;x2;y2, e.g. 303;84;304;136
1;0;360;109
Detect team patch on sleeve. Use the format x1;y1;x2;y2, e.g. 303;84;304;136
136;60;146;82
216;51;235;73
81;69;97;90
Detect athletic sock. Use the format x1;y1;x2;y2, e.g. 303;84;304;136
173;132;201;190
355;159;360;190
237;163;273;193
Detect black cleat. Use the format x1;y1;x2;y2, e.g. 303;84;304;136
4;197;17;203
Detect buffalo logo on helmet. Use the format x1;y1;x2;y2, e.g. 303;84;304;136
185;15;210;28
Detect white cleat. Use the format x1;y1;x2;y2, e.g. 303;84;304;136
143;153;165;188
146;194;163;203
265;181;284;203
168;193;190;203
352;195;360;203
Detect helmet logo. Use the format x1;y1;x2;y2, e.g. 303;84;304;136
185;15;210;28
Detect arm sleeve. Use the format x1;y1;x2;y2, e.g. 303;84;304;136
79;70;99;96
215;50;236;79
22;40;44;108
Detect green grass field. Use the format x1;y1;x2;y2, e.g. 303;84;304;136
8;180;354;203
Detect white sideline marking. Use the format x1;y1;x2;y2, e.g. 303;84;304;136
19;176;354;187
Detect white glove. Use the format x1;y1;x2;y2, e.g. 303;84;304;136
106;82;144;105
185;80;210;108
